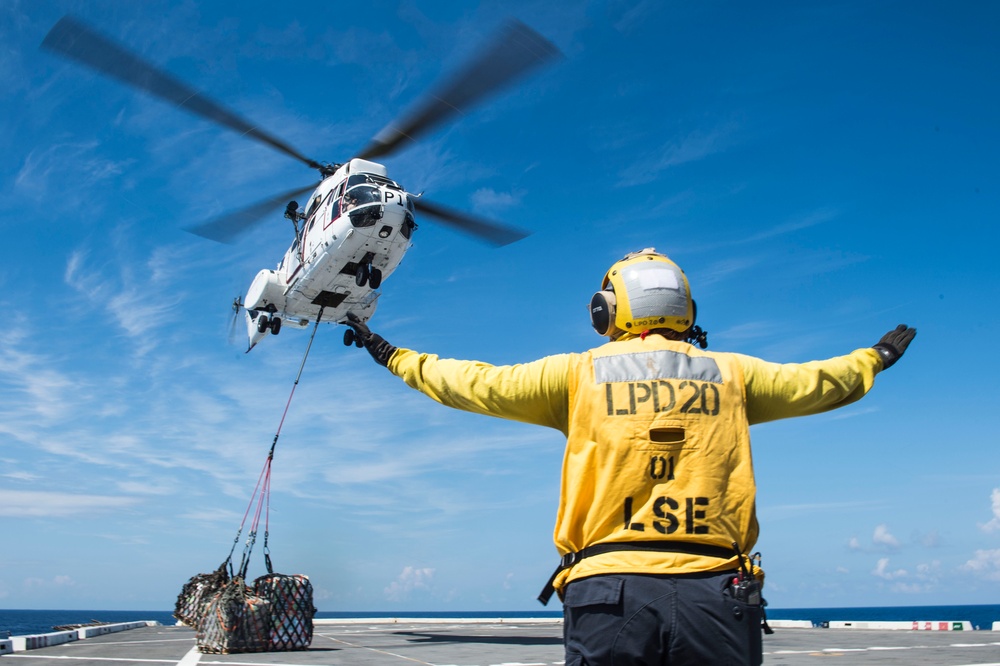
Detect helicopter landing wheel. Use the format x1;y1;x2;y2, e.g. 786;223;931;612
256;313;269;333
355;335;364;348
269;317;282;335
355;263;369;287
344;328;355;346
369;266;382;289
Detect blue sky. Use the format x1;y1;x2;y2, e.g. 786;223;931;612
2;0;998;613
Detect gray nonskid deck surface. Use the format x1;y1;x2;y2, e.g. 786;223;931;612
3;622;1000;665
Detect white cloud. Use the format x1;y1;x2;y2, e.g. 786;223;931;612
827;406;881;421
914;560;940;581
116;480;177;495
872;557;907;580
847;524;902;553
617;125;735;187
978;488;1000;533
2;471;40;482
887;582;929;594
695;256;762;288
15;141;133;201
0;343;84;421
960;549;1000;582
873;524;900;550
0;490;139;517
743;209;838;244
179;508;245;525
64;246;187;354
384;566;435;602
653;128;730;172
614;0;660;33
913;530;942;548
470;187;522;213
871;558;937;593
23;576;77;591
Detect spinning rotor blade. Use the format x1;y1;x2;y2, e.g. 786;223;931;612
413;198;528;247
42;16;324;171
357;20;560;161
228;298;243;346
185;184;316;244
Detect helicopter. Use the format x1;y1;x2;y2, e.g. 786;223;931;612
42;16;559;351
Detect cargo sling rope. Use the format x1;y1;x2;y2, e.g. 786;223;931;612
175;309;323;654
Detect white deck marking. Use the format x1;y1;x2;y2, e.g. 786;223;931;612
5;656;181;663
314;631;434;665
176;646;200;666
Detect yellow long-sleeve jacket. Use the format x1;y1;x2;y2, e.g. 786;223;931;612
388;333;883;596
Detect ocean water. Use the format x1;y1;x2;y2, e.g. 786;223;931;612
0;609;178;637
1;605;998;637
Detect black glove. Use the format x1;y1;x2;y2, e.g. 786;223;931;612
872;324;916;370
345;312;397;367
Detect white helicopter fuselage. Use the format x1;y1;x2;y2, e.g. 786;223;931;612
242;158;415;349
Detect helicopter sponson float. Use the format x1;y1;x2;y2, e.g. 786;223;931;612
42;16;559;351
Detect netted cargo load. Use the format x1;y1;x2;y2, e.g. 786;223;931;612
177;331;323;653
173;562;229;628
254;573;316;650
196;577;272;654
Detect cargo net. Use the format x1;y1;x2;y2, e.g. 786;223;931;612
172;453;318;653
176;317;322;653
183;570;316;654
196;577;270;654
254;573;316;650
174;563;229;628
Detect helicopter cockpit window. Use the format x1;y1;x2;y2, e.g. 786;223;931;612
401;211;416;239
346;174;373;189
343;186;381;209
305;194;322;218
330;182;346;220
343;184;382;227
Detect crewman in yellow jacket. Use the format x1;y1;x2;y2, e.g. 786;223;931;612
345;248;916;666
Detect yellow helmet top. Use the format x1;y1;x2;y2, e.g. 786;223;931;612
591;248;694;339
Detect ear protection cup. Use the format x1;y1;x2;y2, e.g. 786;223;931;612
590;290;617;337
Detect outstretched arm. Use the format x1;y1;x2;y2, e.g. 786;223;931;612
344;312;571;432
388;349;572;432
740;324;916;425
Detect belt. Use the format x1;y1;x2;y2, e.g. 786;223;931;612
537;540;736;605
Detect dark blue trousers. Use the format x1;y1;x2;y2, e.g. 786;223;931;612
562;572;763;665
